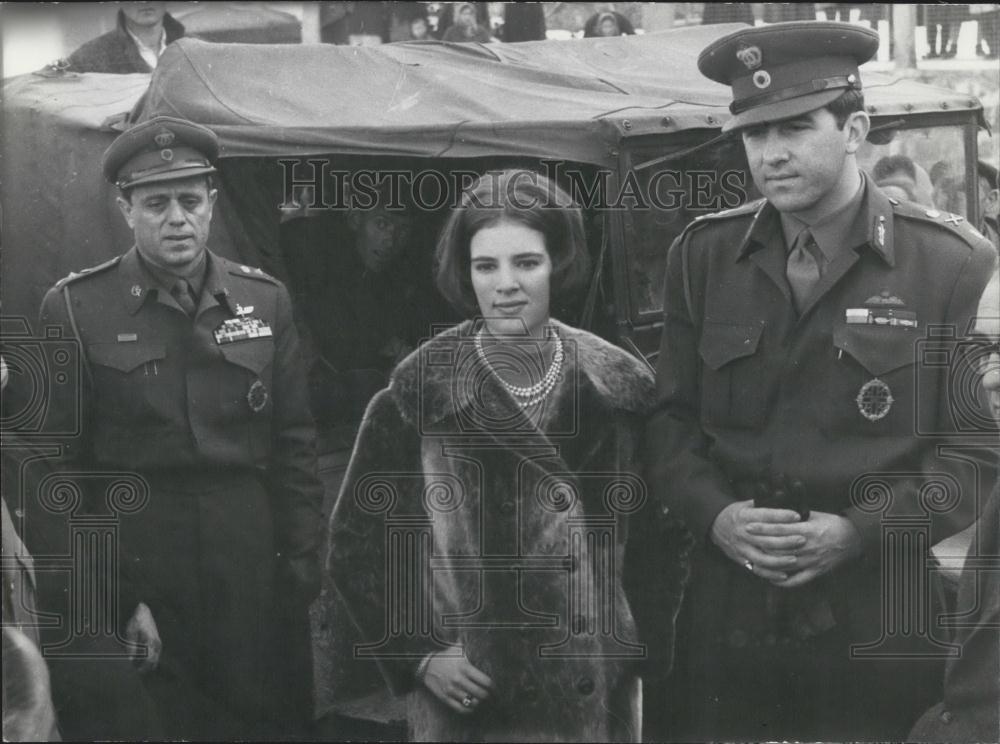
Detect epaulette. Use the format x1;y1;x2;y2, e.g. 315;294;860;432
52;255;122;289
678;197;766;240
890;200;992;248
692;197;766;223
226;260;279;284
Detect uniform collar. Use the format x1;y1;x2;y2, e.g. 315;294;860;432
737;171;895;266
121;247;237;316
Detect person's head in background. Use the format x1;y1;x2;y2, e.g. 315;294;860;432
597;12;621;37
977;160;999;228
410;16;430;40
872;154;934;207
456;3;478;29
119;1;167;32
346;179;415;274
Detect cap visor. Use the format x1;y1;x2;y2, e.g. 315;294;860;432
721;88;846;132
119;165;218;189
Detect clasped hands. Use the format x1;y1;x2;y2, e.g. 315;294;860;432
711;500;862;587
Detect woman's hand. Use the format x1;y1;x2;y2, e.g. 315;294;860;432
421;647;496;714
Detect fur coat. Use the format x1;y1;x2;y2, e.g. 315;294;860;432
328;320;691;742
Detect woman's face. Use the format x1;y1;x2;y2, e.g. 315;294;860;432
469;220;551;338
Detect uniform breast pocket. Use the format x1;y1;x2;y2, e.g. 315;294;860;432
698;321;768;430
822;325;917;437
218;339;275;417
87;343;169;420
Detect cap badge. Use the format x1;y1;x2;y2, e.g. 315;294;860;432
857;378;893;422
153;130;175;148
736;44;762;70
131;284;143;297
160;148;173;162
752;70;772;90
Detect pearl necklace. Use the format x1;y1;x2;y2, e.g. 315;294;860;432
474;328;564;408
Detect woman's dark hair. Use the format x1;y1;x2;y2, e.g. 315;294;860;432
434;169;590;317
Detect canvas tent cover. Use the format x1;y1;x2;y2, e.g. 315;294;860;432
1;25;985;323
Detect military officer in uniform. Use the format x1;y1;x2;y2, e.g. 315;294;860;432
37;117;323;739
644;22;997;742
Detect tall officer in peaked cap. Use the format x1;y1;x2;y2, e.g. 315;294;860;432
644;22;997;742
37;116;323;739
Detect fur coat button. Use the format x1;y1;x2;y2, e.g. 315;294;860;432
940;710;953;724
576;677;595;696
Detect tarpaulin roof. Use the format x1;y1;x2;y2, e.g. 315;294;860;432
135;27;985;165
1;28;986;324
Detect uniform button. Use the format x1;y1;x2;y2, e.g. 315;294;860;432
500;501;515;515
576;677;594;696
940;710;953;724
728;629;748;648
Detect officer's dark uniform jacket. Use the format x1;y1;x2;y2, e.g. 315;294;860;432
646;174;997;738
37;246;322;734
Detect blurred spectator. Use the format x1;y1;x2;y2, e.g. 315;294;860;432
408;15;432;41
387;1;430;42
972;4;1000;58
978;160;1000;249
701;3;754;26
442;2;493;42
923;4;967;59
584;10;636;37
872;154;935;207
764;4;816;23
502;2;547;42
437;1;490;39
64;1;184;73
320;1;392;45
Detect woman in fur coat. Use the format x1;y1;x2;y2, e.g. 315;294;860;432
328;170;691;742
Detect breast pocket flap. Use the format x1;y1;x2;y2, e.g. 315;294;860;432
833;325;917;376
218;338;274;375
88;343;166;373
698;322;764;371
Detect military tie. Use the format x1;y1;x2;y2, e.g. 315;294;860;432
786;229;823;312
171;278;197;317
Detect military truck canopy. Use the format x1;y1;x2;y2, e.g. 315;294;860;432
1;25;986;324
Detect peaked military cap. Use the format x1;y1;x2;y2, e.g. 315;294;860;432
103;115;219;189
698;21;879;132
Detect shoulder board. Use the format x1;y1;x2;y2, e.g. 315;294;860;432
225;260;279;284
890;200;992;247
692;197;766;223
53;255;122;289
678;198;766;241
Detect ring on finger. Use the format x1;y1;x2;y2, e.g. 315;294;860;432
461;694;476;708
744;559;754;572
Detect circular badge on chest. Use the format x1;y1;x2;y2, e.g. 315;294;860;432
247;379;269;413
856;377;893;422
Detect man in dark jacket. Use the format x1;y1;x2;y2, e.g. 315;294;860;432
66;2;185;74
909;267;999;743
645;21;996;742
35;116;323;739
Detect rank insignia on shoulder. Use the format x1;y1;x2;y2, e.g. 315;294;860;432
214;316;273;345
117;333;138;343
857;378;893;422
